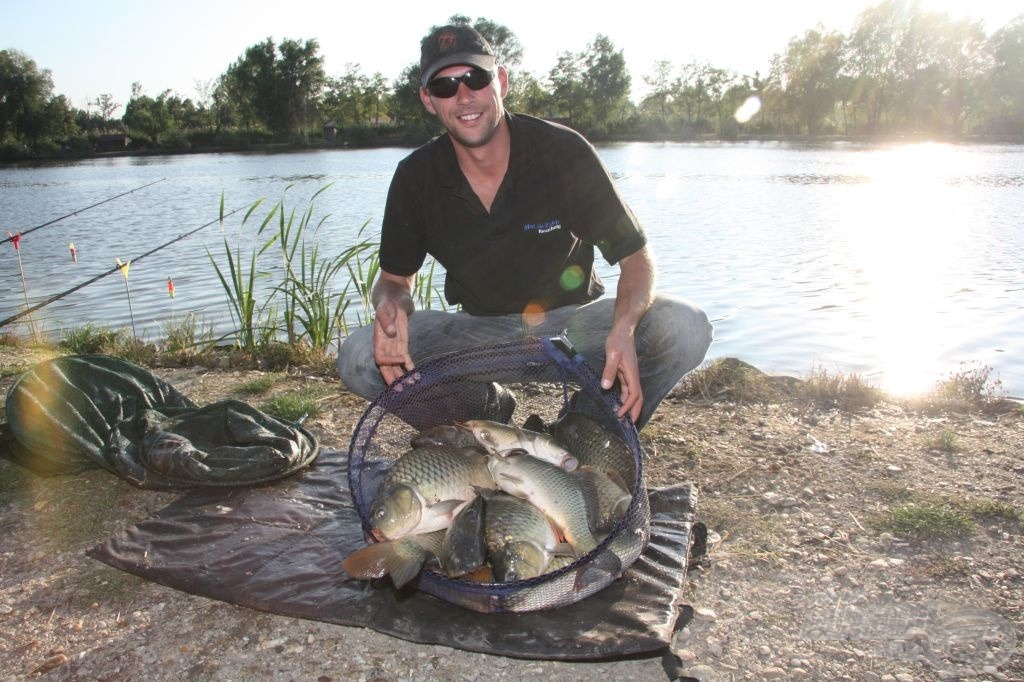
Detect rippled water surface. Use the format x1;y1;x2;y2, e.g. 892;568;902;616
2;141;1022;397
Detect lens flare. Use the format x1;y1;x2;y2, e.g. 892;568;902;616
560;265;584;291
734;96;762;124
522;302;546;327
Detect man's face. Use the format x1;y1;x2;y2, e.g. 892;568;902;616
419;65;508;149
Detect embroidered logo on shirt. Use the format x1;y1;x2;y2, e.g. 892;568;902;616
523;220;562;235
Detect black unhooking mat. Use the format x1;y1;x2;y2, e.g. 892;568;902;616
88;447;699;660
0;354;319;489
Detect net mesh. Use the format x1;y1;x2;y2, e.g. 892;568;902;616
347;334;651;613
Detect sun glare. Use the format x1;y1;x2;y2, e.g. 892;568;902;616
838;143;975;396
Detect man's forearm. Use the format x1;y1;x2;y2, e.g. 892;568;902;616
612;247;655;334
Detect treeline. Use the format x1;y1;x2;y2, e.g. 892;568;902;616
2;3;1023;161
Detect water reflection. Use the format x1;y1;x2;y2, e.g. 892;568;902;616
775;174;870;185
837;143;997;394
2;142;1022;398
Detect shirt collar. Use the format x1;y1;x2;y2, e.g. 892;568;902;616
429;113;532;190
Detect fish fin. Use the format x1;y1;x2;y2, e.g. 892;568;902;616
341;543;393;580
522;413;548;433
494;471;526;487
342;540;428;588
388;552;428;589
604;469;631;494
551;542;576;558
611;496;632;522
462;565;495;583
471;485;500;500
426;498;466;519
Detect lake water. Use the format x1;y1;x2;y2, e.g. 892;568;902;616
2;141;1022;398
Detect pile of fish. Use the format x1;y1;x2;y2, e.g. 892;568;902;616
343;412;639;590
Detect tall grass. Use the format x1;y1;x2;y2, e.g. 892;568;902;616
206;193;280;352
52;184;449;365
269;185;375;351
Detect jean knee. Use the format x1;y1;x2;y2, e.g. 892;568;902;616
643;295;713;374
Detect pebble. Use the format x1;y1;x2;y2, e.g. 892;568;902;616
762;667;786;679
0;604;12;615
694;606;718;622
680;664;715;681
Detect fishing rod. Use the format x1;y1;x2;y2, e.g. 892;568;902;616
1;178;167;246
0;206;243;329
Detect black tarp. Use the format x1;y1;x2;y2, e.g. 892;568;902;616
89;448;699;660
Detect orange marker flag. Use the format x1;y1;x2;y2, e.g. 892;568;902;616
69;242;78;263
167;277;175;298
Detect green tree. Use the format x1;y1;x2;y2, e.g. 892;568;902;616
388;63;437;135
123;88;174;145
780;26;845;134
220;37;325;138
982;15;1024;133
640;60;675;127
505;71;551;117
581;34;632;133
42;94;78;142
548;51;586;128
845;0;908;131
0;49;53;144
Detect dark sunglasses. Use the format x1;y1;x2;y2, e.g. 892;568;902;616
425;67;495;98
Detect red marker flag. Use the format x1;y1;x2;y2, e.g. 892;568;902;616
7;231;21;250
167;277;175;298
69;242;78;263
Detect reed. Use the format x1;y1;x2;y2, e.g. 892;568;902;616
206;193;280;352
270;185;375;351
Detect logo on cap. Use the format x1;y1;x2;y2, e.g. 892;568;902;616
438;31;457;51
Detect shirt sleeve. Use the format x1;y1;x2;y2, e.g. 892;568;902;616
563;135;647;265
379;160;428;277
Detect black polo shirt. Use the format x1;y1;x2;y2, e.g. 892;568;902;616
379;113;646;316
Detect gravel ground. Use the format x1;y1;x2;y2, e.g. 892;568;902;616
1;348;1021;681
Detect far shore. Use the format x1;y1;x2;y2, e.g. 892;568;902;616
4;131;1023;167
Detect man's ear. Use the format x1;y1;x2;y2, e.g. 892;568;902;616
419;87;437;116
497;66;509;99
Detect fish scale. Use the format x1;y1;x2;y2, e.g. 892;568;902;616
383;446;495;503
487;451;598;555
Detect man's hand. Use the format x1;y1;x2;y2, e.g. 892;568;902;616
373;298;414;385
603;245;656;424
371;271;417;385
602;329;643;422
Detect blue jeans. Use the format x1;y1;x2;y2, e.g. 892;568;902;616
336;294;713;429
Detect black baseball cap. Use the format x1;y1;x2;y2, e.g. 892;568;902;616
420;25;496;87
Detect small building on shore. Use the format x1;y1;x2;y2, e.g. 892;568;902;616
96;134;131;152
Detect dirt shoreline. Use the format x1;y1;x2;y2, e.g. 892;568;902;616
1;348;1021;681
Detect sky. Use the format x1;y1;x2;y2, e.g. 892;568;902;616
2;0;1020;110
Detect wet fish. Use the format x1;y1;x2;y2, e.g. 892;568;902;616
341;530;446;589
369;446;496;540
486;450;598;556
439;494;487;577
549;411;637;492
574;466;632;535
482;493;569;582
461;419;579;472
410;424;480;450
